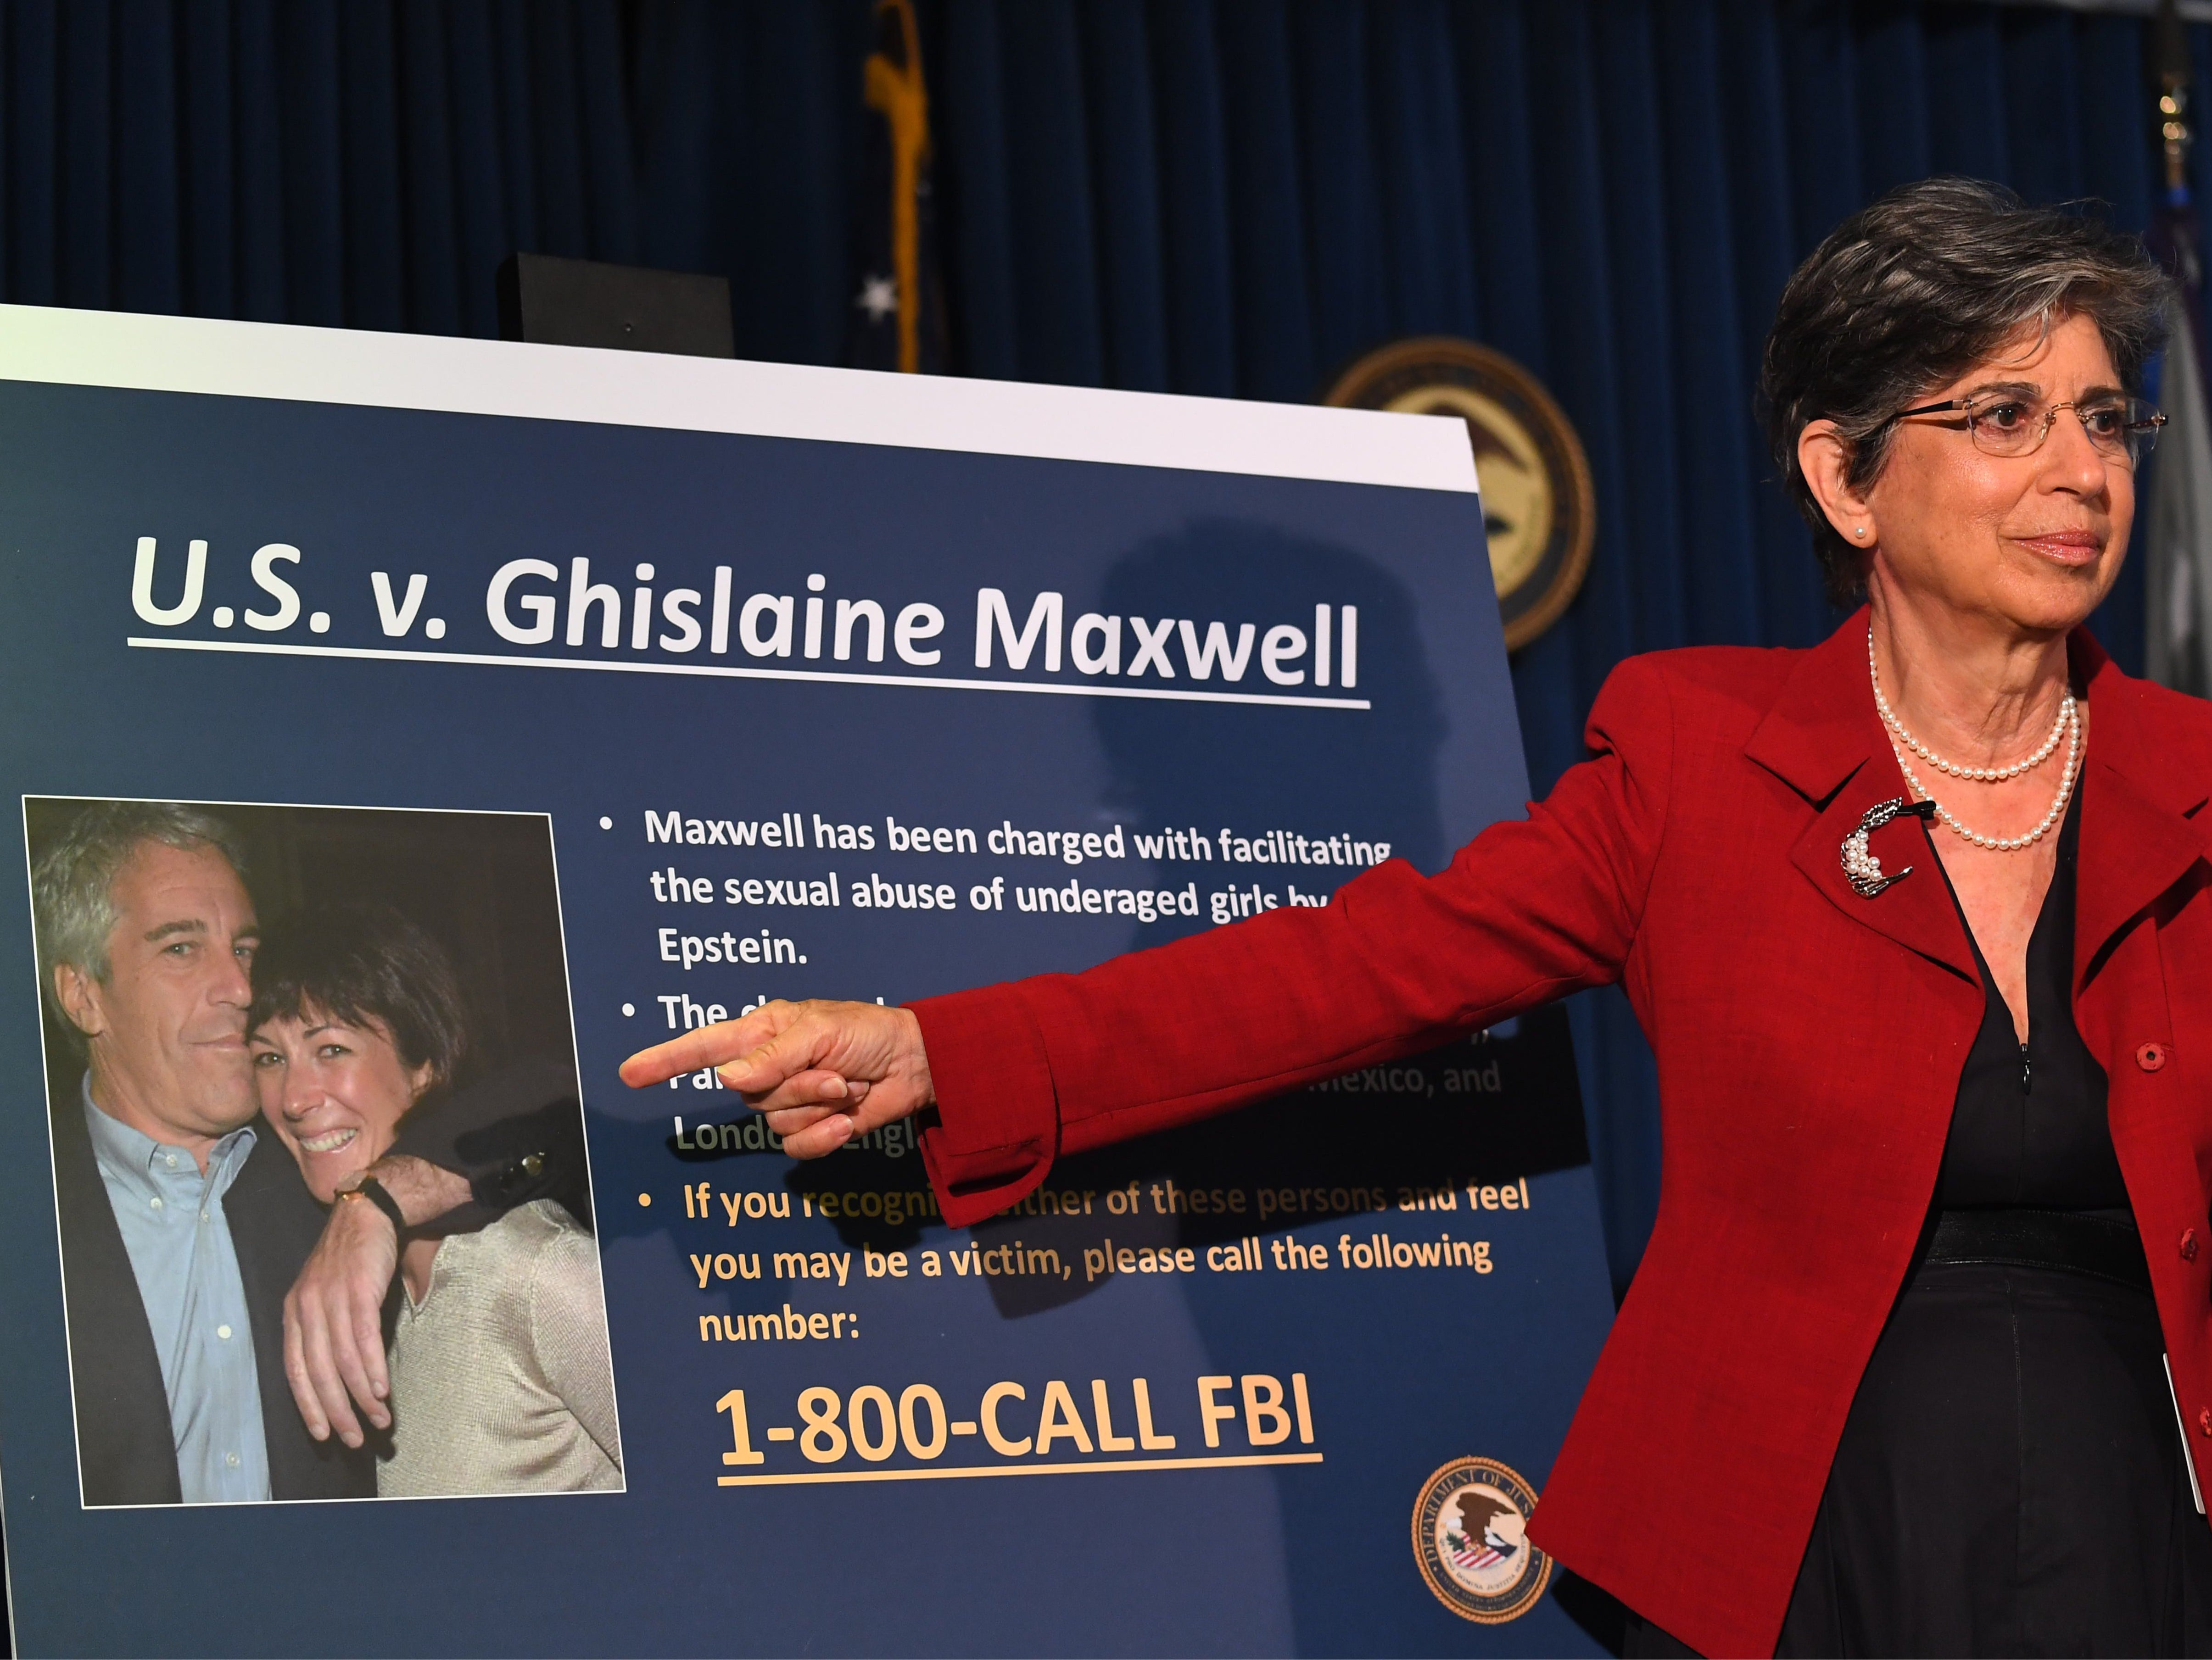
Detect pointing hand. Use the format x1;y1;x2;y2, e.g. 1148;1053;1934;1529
619;998;934;1158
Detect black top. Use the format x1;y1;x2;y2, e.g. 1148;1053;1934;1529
1933;788;2128;1210
1623;793;2204;1660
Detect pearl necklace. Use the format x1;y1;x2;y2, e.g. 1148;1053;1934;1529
1869;634;2082;852
1868;633;2073;780
1891;705;2079;851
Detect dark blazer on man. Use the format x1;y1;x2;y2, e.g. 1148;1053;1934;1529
50;1079;374;1505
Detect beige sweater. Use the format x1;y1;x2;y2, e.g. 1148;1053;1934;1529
379;1199;622;1498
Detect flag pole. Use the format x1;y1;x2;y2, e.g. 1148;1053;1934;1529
2146;0;2212;696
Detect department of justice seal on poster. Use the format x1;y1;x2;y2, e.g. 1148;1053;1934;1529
1413;1456;1553;1624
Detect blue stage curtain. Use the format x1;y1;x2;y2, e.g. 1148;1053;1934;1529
0;0;2184;1291
1;0;639;334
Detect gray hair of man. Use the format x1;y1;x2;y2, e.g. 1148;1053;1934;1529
32;801;250;1051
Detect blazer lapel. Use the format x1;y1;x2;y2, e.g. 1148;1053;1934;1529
2071;635;2212;992
1747;611;1979;985
49;1078;183;1504
229;1125;381;1498
1790;766;1981;982
1749;619;2212;991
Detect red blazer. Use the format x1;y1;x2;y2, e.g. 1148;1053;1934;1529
907;612;2212;1658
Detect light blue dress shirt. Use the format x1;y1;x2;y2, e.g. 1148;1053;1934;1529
83;1077;271;1504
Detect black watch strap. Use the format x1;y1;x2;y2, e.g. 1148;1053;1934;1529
346;1175;409;1236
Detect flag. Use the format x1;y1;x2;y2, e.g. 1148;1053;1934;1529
846;0;948;374
2145;0;2212;696
2146;280;2212;696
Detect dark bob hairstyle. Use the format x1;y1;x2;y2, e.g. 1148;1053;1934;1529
1761;177;2169;607
249;903;470;1088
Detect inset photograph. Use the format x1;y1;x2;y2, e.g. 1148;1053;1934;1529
23;797;620;1507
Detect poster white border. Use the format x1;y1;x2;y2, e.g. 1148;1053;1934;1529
0;303;1479;494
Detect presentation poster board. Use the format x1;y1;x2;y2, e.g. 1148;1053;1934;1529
0;306;1615;1656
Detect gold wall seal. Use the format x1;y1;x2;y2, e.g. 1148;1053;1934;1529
1325;338;1595;651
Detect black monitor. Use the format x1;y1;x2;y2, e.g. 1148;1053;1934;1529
496;252;734;358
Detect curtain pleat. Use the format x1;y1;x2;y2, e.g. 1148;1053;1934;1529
114;0;178;316
1002;0;1106;389
573;0;636;264
232;0;285;321
1077;0;1170;393
936;0;1019;379
341;0;404;332
1294;0;1383;377
1861;6;1934;193
526;3;588;259
1601;2;1694;656
1391;5;1483;343
1659;1;1759;650
59;0;112;309
1217;2;1316;404
0;0;2189;1290
1146;0;1238;398
178;0;234;318
1928;10;2010;179
5;0;52;301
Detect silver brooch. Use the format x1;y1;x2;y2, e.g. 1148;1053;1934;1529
1840;797;1930;897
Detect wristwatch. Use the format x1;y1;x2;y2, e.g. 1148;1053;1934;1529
338;1175;408;1235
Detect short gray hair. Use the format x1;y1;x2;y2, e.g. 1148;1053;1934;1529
1761;177;2170;606
33;801;249;1045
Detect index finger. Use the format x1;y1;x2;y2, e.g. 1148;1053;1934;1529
619;1005;797;1089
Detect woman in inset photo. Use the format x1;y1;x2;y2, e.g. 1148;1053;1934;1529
247;902;620;1498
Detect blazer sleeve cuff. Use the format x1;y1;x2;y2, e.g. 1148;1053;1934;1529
910;984;1058;1228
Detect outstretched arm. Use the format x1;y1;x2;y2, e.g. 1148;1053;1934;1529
620;656;1677;1223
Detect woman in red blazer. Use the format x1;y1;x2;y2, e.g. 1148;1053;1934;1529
625;181;2206;1656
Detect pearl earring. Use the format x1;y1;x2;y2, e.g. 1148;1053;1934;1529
1855;527;1867;538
